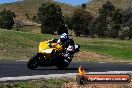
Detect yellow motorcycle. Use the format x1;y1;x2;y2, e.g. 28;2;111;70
27;39;80;69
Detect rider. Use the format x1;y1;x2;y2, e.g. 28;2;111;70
57;33;69;47
48;33;69;48
58;33;75;62
58;33;75;53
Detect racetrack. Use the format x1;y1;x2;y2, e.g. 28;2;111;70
0;60;132;81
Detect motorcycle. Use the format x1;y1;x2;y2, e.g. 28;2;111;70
27;38;80;69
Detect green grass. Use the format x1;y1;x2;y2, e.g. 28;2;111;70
73;37;132;60
0;29;54;60
12;26;41;33
0;78;71;88
0;29;132;61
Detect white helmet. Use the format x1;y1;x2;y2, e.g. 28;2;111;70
60;33;69;39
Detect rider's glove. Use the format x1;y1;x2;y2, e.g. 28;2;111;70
48;43;52;47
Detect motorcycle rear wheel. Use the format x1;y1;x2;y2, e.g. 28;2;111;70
27;54;39;70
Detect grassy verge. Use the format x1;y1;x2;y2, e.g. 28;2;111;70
74;37;132;60
12;25;41;34
0;78;73;88
0;29;54;60
0;77;132;88
0;29;132;61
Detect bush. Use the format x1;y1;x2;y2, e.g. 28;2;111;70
38;2;63;34
71;8;93;37
0;9;15;30
118;27;130;40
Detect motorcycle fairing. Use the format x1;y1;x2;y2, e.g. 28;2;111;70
39;39;63;53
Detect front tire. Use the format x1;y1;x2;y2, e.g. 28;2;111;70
56;59;69;69
56;64;68;69
27;54;39;70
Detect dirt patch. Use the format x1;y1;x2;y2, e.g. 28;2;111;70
73;51;132;63
73;51;112;62
61;79;132;88
74;51;108;59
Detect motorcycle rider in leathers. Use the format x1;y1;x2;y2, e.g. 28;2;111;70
57;33;75;59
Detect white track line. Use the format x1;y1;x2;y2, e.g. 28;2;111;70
0;71;132;82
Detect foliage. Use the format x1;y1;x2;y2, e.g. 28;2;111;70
90;1;132;39
107;9;122;38
63;16;72;30
38;2;63;34
57;24;68;35
25;12;30;19
123;9;132;26
90;1;115;37
118;27;130;40
0;9;15;30
99;1;115;17
0;0;76;21
91;15;108;37
81;3;87;9
32;15;39;23
71;8;93;36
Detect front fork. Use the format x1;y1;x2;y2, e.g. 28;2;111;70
36;53;45;64
64;53;74;63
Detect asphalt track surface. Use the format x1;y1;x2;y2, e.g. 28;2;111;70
0;60;132;78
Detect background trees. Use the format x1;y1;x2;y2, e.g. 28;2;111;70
0;9;15;30
90;1;132;39
38;2;63;34
36;1;132;39
91;1;116;37
71;8;93;36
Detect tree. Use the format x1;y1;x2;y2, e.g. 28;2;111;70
32;15;38;22
81;3;87;9
57;24;68;35
38;2;63;34
90;1;132;39
118;27;130;40
108;9;123;38
0;9;15;30
92;1;117;38
99;1;115;17
109;24;121;38
63;16;72;30
71;8;93;36
111;9;123;24
90;16;108;37
122;7;132;26
25;13;30;20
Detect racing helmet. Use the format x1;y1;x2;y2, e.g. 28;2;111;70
60;33;69;39
59;33;69;44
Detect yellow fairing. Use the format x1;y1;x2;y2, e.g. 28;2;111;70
38;40;63;53
51;43;63;51
39;41;50;53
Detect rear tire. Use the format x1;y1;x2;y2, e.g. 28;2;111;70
27;54;39;70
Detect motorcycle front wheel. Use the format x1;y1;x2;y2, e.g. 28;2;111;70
27;54;39;70
56;65;68;69
56;59;69;69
